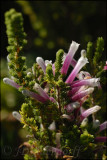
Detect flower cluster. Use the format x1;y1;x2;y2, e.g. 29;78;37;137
3;9;107;160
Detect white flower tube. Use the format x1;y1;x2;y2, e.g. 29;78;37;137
71;87;94;101
48;121;56;131
71;78;100;88
36;57;46;73
43;146;63;156
61;41;80;75
33;83;49;100
80;105;101;121
64;102;80;113
22;90;47;103
66;50;89;84
81;118;88;127
93;119;100;128
45;60;52;66
12;111;22;122
3;78;20;89
99;121;107;132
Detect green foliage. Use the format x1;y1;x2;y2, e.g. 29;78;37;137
55;49;64;79
45;64;54;82
5;8;27;85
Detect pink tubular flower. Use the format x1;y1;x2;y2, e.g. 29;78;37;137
71;58;77;67
80;105;101;121
99;121;107;132
49;97;57;103
3;78;20;89
68;86;81;96
71;87;94;101
33;83;49;100
44;146;64;156
95;137;107;143
61;41;80;75
66;50;89;84
52;63;55;76
71;78;100;88
22;90;47;103
64;102;80;113
104;61;107;70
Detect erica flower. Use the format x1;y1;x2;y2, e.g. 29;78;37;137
3;78;20;89
95;137;107;143
22;90;48;103
99;121;107;132
71;78;100;88
66;50;89;84
36;57;53;73
71;87;94;101
80;105;101;121
12;111;22;122
64;102;80;113
44;146;64;156
104;61;107;70
93;119;100;128
33;83;50;100
61;41;80;75
36;57;46;73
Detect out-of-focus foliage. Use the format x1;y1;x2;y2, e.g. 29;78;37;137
16;1;106;52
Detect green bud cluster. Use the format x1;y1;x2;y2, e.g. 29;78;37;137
45;64;54;82
55;49;64;79
5;9;27;85
93;37;104;66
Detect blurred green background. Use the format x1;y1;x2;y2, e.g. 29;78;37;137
1;1;106;159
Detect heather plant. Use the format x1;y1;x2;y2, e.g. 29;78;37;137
3;9;107;160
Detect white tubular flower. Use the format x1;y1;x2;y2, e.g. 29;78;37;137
45;60;52;66
27;72;32;76
99;121;107;132
48;121;56;131
71;87;94;101
40;123;45;131
93;119;100;128
7;55;10;62
22;90;47;103
61;114;74;121
12;111;22;122
71;78;100;88
33;83;49;100
43;146;63;156
64;102;80;113
81;118;88;127
3;78;20;89
36;57;46;73
80;105;101;121
61;41;80;75
66;50;89;84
